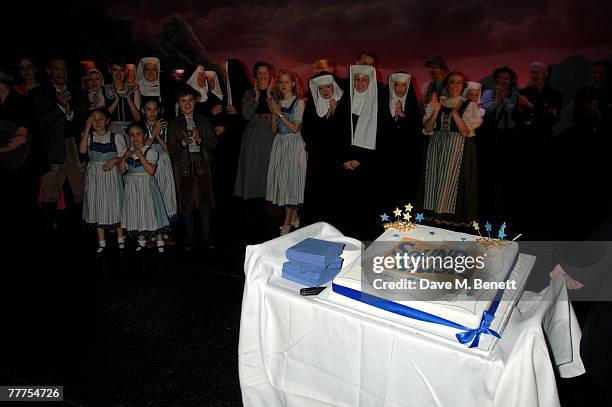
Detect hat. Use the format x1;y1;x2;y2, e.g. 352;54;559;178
425;56;448;70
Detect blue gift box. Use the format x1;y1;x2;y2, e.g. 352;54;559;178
286;238;345;267
284;256;343;275
282;259;343;286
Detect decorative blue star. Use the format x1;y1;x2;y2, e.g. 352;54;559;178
393;234;400;238
498;222;507;240
415;213;424;223
429;231;436;236
380;213;390;222
465;291;473;297
485;222;492;233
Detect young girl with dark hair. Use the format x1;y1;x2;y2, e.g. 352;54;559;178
141;97;177;244
120;122;169;253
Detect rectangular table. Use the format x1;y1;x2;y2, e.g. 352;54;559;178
238;223;585;407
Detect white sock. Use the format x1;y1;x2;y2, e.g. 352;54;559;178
99;240;106;248
117;236;125;244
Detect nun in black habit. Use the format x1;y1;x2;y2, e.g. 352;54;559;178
301;72;349;226
337;64;379;239
377;72;423;208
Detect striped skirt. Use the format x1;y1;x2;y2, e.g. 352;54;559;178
423;130;466;214
122;173;170;236
155;152;177;220
82;161;124;228
266;132;307;206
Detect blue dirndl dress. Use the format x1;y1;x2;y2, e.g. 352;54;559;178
82;132;125;228
122;146;170;236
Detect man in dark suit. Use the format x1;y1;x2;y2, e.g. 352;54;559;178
30;56;88;231
511;62;564;236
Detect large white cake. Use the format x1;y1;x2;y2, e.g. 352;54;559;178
325;224;535;352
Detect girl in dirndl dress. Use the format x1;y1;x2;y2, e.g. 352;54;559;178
120;122;169;253
79;108;127;255
266;69;307;235
142;97;178;244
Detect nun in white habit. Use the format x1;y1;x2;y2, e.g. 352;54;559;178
388;72;411;119
134;57;161;108
205;71;223;101
308;74;343;119
186;66;224;131
464;81;485;116
349;64;378;153
86;68;106;110
186;65;208;102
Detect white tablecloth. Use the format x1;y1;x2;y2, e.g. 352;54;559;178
238;223;585;407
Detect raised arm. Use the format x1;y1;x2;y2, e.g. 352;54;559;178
126;85;142;121
79;116;93;154
152;119;169;152
423;94;441;134
134;148;156;176
119;148;132;175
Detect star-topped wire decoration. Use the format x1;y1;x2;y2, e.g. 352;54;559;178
415;213;424;223
381;203;417;232
498;222;507;240
393;208;403;218
473;220;511;249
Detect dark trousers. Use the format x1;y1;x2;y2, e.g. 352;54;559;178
183;207;211;243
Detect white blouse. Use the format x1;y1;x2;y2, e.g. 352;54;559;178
88;131;128;157
423;98;483;137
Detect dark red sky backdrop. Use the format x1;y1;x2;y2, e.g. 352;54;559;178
99;0;611;85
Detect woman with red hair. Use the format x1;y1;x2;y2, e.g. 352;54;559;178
266;69;307;235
